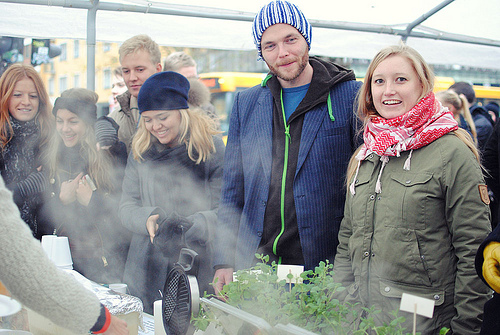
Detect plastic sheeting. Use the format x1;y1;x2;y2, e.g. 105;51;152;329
1;0;499;69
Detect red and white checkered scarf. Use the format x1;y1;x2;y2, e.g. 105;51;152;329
350;92;458;195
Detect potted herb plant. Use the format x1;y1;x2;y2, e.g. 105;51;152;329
193;255;449;335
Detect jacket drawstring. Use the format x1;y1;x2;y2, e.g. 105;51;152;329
349;160;361;196
350;149;414;196
403;149;413;171
375;156;389;194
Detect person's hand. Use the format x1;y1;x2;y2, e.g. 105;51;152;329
96;142;112;151
483;241;500;293
213;268;234;300
153;212;193;257
101;315;129;335
59;172;84;205
146;214;160;243
76;176;93;206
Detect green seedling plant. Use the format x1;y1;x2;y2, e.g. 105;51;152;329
193;254;449;335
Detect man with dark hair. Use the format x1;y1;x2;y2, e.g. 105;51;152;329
450;81;494;149
212;0;361;294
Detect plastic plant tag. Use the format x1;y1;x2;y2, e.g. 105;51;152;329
277;265;304;284
400;293;435;318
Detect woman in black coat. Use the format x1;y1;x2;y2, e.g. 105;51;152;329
40;88;130;284
0;64;54;238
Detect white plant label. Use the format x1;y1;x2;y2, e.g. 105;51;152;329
400;293;435;318
277;265;304;284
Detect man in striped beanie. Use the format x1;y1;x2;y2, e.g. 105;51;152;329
213;0;363;295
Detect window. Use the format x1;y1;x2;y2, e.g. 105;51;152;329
103;43;111;52
59;76;67;93
74;40;79;58
48;77;55;95
60;43;67;61
44;62;54;74
73;73;80;88
103;68;111;89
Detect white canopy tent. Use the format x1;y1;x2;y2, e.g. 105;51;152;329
1;0;499;89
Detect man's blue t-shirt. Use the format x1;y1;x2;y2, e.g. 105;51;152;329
282;84;309;122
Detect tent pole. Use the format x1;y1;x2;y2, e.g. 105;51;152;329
402;0;454;42
86;0;98;91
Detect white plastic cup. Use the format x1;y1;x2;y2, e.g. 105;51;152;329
52;236;73;269
41;235;57;257
109;283;128;294
41;235;73;269
154;300;167;335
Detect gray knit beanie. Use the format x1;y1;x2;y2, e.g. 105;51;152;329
252;0;312;58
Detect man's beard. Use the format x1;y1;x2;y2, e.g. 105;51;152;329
267;53;309;82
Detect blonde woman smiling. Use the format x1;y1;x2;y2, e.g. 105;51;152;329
333;45;490;334
119;71;224;313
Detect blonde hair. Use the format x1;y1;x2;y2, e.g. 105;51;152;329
357;44;434;121
435;90;477;145
48;88;115;191
119;34;161;65
0;64;54;149
132;107;220;164
164;52;196;72
346;45;479;184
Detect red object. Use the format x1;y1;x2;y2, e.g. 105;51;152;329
93;306;111;334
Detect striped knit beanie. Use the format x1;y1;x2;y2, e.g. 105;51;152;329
252;0;312;58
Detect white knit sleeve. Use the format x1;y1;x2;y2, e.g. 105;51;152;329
0;176;102;334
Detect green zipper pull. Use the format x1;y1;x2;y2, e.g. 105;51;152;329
327;92;335;122
284;127;291;141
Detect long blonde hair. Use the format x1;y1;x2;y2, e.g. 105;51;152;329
0;64;54;150
346;45;479;184
435;90;477;145
48;88;115;192
132;106;220;163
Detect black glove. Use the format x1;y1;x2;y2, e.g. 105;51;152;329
17;170;47;198
153;212;193;258
95;116;119;148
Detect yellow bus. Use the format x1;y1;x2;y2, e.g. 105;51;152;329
200;73;500;138
199;72;267;135
434;77;500;105
473;85;500;105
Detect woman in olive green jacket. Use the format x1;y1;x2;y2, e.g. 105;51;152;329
333;44;491;335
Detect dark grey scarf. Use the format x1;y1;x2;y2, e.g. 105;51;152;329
1;117;42;236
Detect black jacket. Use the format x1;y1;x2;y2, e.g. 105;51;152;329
475;223;500;335
483;121;500;228
472;104;494;150
39;142;130;284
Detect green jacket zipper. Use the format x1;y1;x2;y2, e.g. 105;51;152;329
261;75;334;264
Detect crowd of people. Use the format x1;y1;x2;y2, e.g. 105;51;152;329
1;0;500;334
